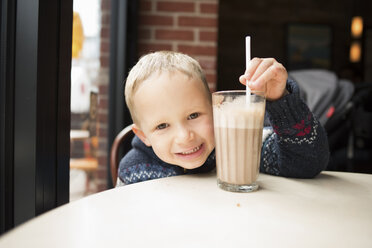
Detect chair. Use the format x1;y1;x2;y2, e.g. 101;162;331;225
110;124;135;186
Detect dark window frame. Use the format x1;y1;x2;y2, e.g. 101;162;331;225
108;0;138;187
0;0;72;233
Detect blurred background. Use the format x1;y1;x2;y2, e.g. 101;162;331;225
217;0;370;88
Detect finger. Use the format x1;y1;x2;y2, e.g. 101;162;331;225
252;66;277;92
245;57;263;81
251;64;287;100
257;62;286;87
249;75;266;93
239;75;254;88
239;75;247;85
250;58;276;82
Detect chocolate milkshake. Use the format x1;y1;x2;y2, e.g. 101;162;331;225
212;91;265;192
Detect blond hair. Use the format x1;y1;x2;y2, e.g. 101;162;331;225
125;51;211;124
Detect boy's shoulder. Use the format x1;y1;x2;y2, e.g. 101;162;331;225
119;136;155;167
118;136;184;184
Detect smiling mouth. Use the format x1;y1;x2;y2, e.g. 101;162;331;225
179;144;202;155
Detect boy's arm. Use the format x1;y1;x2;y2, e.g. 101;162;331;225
260;79;329;178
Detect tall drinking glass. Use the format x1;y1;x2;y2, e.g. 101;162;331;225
212;91;266;192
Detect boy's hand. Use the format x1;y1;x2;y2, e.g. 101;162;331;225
239;58;288;101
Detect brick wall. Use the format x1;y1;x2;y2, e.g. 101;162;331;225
95;0;111;192
138;0;219;92
93;0;219;192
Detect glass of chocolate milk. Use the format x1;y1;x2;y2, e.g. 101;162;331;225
212;91;266;192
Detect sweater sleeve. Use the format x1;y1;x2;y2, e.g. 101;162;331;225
260;79;329;178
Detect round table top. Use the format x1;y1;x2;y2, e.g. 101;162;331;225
1;171;372;248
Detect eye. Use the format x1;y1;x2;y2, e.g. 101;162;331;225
156;123;169;130
188;112;199;120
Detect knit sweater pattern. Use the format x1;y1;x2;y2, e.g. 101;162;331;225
118;79;329;186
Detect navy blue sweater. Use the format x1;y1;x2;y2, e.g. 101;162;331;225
118;80;329;185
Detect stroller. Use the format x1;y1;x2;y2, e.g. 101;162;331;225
289;69;372;173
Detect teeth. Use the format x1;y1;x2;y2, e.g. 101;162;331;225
181;145;201;155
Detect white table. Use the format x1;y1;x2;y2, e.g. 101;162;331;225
1;171;371;247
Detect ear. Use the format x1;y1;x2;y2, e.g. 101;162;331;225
132;124;151;147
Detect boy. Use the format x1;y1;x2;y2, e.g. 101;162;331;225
117;51;329;186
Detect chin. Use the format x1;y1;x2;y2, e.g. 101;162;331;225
179;159;207;170
181;164;202;170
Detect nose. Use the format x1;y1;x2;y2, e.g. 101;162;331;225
174;124;194;144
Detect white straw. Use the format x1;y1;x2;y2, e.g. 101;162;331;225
245;36;251;105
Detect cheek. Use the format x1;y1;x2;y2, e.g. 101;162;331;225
150;137;171;157
199;117;215;142
208;126;215;146
151;144;168;163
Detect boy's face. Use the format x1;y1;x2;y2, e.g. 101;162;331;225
132;71;215;170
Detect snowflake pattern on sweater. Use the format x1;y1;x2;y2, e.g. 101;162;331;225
118;79;329;186
121;164;180;184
